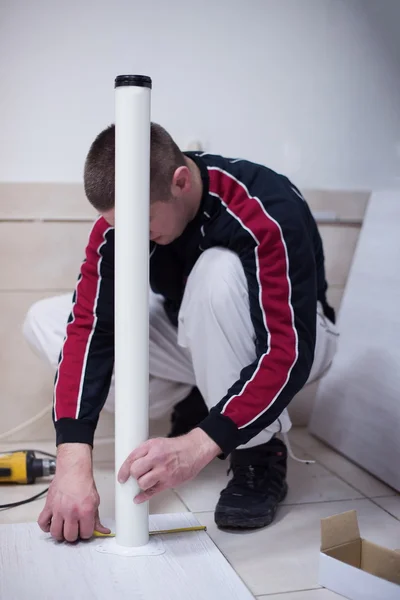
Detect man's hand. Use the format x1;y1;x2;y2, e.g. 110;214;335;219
38;443;110;543
117;428;221;503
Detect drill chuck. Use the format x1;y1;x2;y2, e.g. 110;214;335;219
31;457;56;479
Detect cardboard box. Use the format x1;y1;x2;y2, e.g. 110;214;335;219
319;510;400;599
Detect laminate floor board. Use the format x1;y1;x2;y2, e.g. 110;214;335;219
0;512;255;600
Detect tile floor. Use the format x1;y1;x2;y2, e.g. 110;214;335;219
1;427;399;599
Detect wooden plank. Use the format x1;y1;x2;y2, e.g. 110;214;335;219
0;512;255;600
309;191;400;491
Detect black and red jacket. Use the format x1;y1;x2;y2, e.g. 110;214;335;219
53;152;334;456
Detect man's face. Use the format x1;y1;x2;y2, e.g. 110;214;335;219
102;197;188;246
149;198;188;245
101;163;194;245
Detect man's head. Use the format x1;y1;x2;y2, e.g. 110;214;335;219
84;123;202;244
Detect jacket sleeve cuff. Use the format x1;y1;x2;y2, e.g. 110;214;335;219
55;418;96;447
198;412;241;458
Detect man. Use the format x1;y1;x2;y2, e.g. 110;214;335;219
24;123;338;543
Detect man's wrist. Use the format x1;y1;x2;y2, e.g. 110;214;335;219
188;427;222;462
56;443;93;474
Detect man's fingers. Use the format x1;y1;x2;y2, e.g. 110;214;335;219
134;483;163;505
41;509;102;541
137;469;160;493
128;456;153;482
50;514;65;542
118;443;149;483
63;518;79;543
78;510;96;540
38;506;52;533
94;510;111;535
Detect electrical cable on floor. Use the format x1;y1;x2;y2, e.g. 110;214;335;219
0;487;49;510
0;448;56;510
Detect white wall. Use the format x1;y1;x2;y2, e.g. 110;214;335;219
1;0;400;189
359;0;400;66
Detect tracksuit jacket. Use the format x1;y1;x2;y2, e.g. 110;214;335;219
53;152;334;456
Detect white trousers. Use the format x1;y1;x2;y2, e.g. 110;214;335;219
23;248;338;449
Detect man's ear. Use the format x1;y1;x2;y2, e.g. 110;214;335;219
171;166;191;196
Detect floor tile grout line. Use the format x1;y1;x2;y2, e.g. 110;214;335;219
288;441;400;522
367;497;400;522
288;440;395;501
368;494;400;499
256;586;322;597
172;489;192;514
281;497;363;507
307;464;396;505
290;434;398;496
190;496;373;515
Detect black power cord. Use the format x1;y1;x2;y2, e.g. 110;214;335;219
0;488;49;510
0;449;56;510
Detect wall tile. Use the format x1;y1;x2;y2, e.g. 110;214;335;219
0;221;94;290
0;183;96;219
303;189;370;220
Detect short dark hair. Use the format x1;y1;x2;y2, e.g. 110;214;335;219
84;122;186;212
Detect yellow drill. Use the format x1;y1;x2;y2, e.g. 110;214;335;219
0;451;56;484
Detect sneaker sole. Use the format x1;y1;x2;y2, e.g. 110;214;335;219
214;482;288;530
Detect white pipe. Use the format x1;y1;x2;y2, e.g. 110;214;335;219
114;75;152;547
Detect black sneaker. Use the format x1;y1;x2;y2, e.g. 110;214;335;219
167;387;209;438
214;437;288;529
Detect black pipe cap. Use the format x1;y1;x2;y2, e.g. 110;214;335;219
115;75;152;89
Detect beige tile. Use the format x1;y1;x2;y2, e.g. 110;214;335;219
0;185;370;222
175;446;362;514
196;498;400;596
289;428;326;452
319;225;360;287
95;410;115;441
0;462;188;526
0;221;93;290
290;429;397;498
0;292;55;440
303;189;370;220
92;439;115;463
257;589;344;599
374;496;400;520
175;458;230;513
313;448;397;498
0;183;97;220
285;448;364;505
0;440;57;455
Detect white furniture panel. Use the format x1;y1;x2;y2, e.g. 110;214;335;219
310;191;400;491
